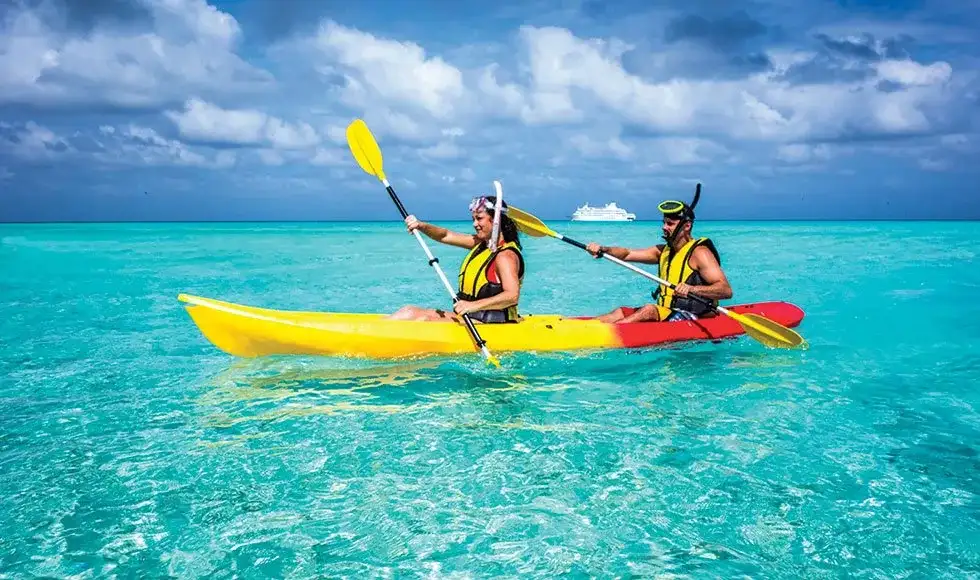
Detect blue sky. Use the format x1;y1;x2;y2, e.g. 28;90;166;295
1;0;978;222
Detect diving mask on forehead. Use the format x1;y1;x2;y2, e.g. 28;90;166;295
468;197;489;212
468;196;508;214
658;182;701;222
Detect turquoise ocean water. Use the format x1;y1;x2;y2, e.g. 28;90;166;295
2;220;979;577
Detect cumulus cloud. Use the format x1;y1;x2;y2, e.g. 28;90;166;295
96;123;236;168
262;13;969;164
1;0;976;220
776;143;834;164
568;134;634;160
0;120;71;160
0;119;235;168
164;98;320;149
0;0;273;110
471;25;962;144
308;20;466;121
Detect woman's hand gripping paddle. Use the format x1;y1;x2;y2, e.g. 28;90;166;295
506;205;807;349
345;119;501;367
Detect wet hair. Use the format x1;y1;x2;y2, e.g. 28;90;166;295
480;196;521;249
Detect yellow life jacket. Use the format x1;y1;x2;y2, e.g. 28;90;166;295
654;236;721;316
457;241;525;323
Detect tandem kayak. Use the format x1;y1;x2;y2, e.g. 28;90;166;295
177;293;805;359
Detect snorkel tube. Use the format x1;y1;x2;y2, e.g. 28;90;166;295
688;183;700;219
489;180;504;252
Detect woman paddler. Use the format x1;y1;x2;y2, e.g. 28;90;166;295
387;190;525;323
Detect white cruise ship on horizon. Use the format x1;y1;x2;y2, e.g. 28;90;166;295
570;202;636;222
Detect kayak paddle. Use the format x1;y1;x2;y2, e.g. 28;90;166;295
344;119;501;367
506;205;807;349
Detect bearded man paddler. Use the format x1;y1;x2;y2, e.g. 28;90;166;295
585;184;733;323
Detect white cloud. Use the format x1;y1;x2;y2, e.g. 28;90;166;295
477;65;542;122
99;124;236;168
312;20;466;120
1;7;973;188
565;132;729;167
324;125;348;144
418;141;462;160
310;148;345;166
467;25;960;143
875;59;952;87
0;0;272;109
265;19;962;158
941;133;969;147
568;134;633;159
141;0;242;48
502;26;717;131
776;143;834;163
476;52;581;125
256;149;284;166
165;98;320;149
0;121;71;160
0;120;235;168
655;138;730;166
919;157;949;171
367;108;428;141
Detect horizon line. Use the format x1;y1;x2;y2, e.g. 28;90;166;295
2;218;980;225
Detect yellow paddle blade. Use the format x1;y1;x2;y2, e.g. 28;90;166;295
345;119;386;181
507;205;558;238
731;311;807;349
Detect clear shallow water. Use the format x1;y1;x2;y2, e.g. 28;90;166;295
2;220;979;577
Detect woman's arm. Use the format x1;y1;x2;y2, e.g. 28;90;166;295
406;215;476;249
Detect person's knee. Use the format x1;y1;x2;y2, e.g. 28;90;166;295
643;307;662;321
620;304;662;323
597;307;625;322
388;305;422;319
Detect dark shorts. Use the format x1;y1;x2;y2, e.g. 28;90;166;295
620;305;699;322
434;309;517;324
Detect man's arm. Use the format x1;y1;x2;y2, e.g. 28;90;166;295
587;242;663;264
680;246;733;300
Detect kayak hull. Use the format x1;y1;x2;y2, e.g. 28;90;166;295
177;294;805;359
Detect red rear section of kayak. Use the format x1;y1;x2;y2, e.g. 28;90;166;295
572;301;806;348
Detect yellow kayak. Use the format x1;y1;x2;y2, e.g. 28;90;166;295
177;293;806;359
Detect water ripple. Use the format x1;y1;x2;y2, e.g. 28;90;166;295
3;222;980;577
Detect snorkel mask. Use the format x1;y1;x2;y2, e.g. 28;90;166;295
658;182;701;245
469;181;506;251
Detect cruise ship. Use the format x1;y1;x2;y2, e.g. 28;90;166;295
570;202;636;222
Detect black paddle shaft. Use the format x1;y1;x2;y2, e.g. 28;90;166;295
385;185;410;219
559;233;716;309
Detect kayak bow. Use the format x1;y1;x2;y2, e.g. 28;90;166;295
177;293;805;359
